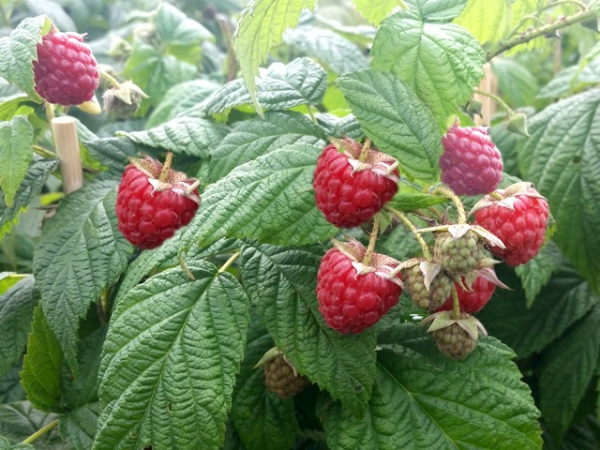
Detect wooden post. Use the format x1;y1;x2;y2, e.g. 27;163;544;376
52;117;84;194
473;64;499;127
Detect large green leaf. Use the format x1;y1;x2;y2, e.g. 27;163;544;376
0;276;35;377
404;0;468;21
492;59;539;108
0;401;61;449
371;10;485;128
240;243;377;416
33;178;132;372
515;242;562;307
539;305;600;443
118;117;228;158
21;307;63;413
0;365;25;404
521;90;600;290
233;0;316;114
453;0;510;45
60;403;98;450
478;264;600;358
322;323;542;450
210;111;325;182
337;69;442;181
316;114;363;140
0;116;34;207
0;16;51;102
352;0;406;25
188;58;327;117
95;263;250;450
83;138;136;173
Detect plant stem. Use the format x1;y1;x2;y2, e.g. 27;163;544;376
217;15;238;82
473;89;513;117
451;284;460;320
159;152;173;182
218;251;241;274
99;69;121;89
362;213;380;266
358;138;371;163
22;419;59;444
306;104;317;123
433;186;466;224
387;207;432;260
33;144;57;159
486;7;596;61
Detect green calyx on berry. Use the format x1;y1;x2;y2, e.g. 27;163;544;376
402;259;453;311
103;81;148;118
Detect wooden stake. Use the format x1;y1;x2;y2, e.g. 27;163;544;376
473;64;498;127
52;117;84;194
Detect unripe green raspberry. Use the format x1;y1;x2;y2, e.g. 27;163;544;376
264;354;309;399
432;319;477;360
434;231;490;275
404;265;453;311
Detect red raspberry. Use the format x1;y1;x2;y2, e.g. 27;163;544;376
116;155;200;249
313;139;399;228
316;247;403;334
474;184;549;266
33;31;99;106
440;122;503;196
437;275;496;313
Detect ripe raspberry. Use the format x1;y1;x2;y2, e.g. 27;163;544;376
316;246;403;334
434;230;492;275
313;138;399;228
440;122;503;196
437;275;496;313
116;155;200;249
33;31;99;106
264;353;309;399
432;319;477;360
404;263;453;311
474;184;549;266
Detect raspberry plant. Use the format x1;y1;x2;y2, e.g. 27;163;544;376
1;1;600;449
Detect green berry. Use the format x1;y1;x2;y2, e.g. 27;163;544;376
434;231;490;275
264;354;309;399
432;318;477;360
404;265;453;311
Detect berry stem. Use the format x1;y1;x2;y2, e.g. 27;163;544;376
159;152;174;182
362;213;380;266
22;419;59;445
387;207;432;260
473;89;515;118
451;284;460;320
358;138;372;163
100;69;121;89
33;144;57;159
186;179;201;195
218;251;241;274
433;186;466;224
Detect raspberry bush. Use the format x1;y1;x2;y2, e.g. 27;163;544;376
0;1;599;449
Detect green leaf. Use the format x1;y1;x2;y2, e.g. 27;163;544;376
284;27;368;75
337;69;443;181
232;317;297;450
515;242;562;307
521;90;600;290
371;11;485;128
0;365;25;403
118;117;228;158
240;243;377;416
233;0;316;115
0;159;57;242
210;111;326;182
323;323;542;450
0;401;61;449
352;0;406;25
83;138;136;173
0;276;35;377
164;143;337;252
60;403;98;450
0;16;51;102
146;79;220;128
0;116;34;207
478;264;600;358
95;263;250;450
492;59;539;108
453;0;510;45
378;222;425;262
404;0;468;22
25;0;75;32
0;272;28;296
387;193;448;211
0;96;36;121
540;305;600;443
188;58;327;117
32;177;132;372
316;114;363;140
21;306;63;413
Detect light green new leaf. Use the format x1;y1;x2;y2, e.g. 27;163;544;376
156;3;212;48
0;276;35;377
0;273;28;297
0;16;51;102
60;403;98;450
372;11;485;128
520;90;600;290
118;117;228;158
515;242;562;307
240;243;377;416
404;0;468;22
33;178;132;372
188;58;327;118
0;159;57;241
0;401;61;447
0;116;34;207
323;323;542;450
95;263;250;450
540;305;600;443
210;111;326;182
453;0;510;45
352;0;406;25
338;69;442;181
21;306;63;413
233;0;316;115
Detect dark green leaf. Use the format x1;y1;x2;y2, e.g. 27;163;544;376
83;138;136;173
0;401;61;449
0;116;34;207
60;403;98;450
0;365;25;403
515;242;562;307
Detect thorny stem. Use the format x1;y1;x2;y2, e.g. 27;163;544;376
99;69;121;89
159;152;173;182
22;419;59;444
387;207;432;260
473;89;514;117
433;186;466;224
486;7;596;61
362;213;380;266
359;138;371;163
219;251;241;274
451;284;460;320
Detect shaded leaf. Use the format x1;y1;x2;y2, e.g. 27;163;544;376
0;116;34;207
